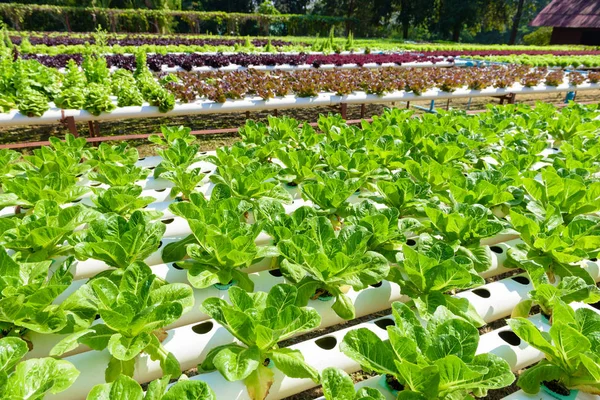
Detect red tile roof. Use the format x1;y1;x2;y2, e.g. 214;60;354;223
531;0;600;28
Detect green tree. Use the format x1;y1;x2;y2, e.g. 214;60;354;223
396;0;436;39
274;0;309;14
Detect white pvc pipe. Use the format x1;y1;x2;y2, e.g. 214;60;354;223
158;61;455;74
25;267;287;360
1;82;598;127
29;235;515;360
47;280;405;400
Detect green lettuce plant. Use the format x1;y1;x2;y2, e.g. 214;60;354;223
402;158;463;196
85;142;140;166
388;237;486;326
368;176;430;217
51;262;194;382
0;249;97;341
513;274;600;321
275;148;321;185
210;161;292;205
321;367;385;400
90;185;161;219
449;167;519;212
199;284;321;400
2;170;89;208
0;149;20;183
322;147;387;180
166;194;275;292
21;134;89;177
72;211;166;269
301;171;364;222
161;192;253;262
520;166;600;223
508;302;600;395
88;163;149;187
341;303;515;399
277;216;389;319
0;336;79;400
256;201;319;244
0;201;98;261
151;127;205;200
87;374;216;400
345;201;420;260
507;210;599;284
422;204;504;272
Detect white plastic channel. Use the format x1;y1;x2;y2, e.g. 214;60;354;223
48;257;600;399
201;304;600;400
1;82;598;127
51;247;563;400
25;266;285;360
29;238;518;360
315;305;600;400
158;61;455;74
47;278;404;400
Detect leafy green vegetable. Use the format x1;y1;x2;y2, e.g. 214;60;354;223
88;162;149;187
301;171;363;220
0;336;79;400
321;367;386;400
51;262;194;382
389;237;486;326
210;160;292;205
512;275;600;320
522;166;600;222
341;303;515;399
0;200;98;261
17;86;50;117
276;149;322;185
73;211;166;269
200;284;321;400
87;374;216;400
0;248;97;339
507;210;599;284
368;177;430;217
278;216;389;319
84;83;116;116
165;193;273;291
90;185;161;219
509;303;600;395
422;204;504;272
152;127;205;200
85;142;140;166
345;201;420;260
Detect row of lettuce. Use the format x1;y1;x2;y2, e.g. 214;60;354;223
2;51;600;118
4;28;600;68
1;103;600;399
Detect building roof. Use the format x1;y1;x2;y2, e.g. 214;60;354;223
531;0;600;28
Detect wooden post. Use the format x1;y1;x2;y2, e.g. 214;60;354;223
60;113;78;137
340;103;348;119
360;104;366;118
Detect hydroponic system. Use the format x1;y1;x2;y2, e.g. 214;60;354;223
1;23;600;400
